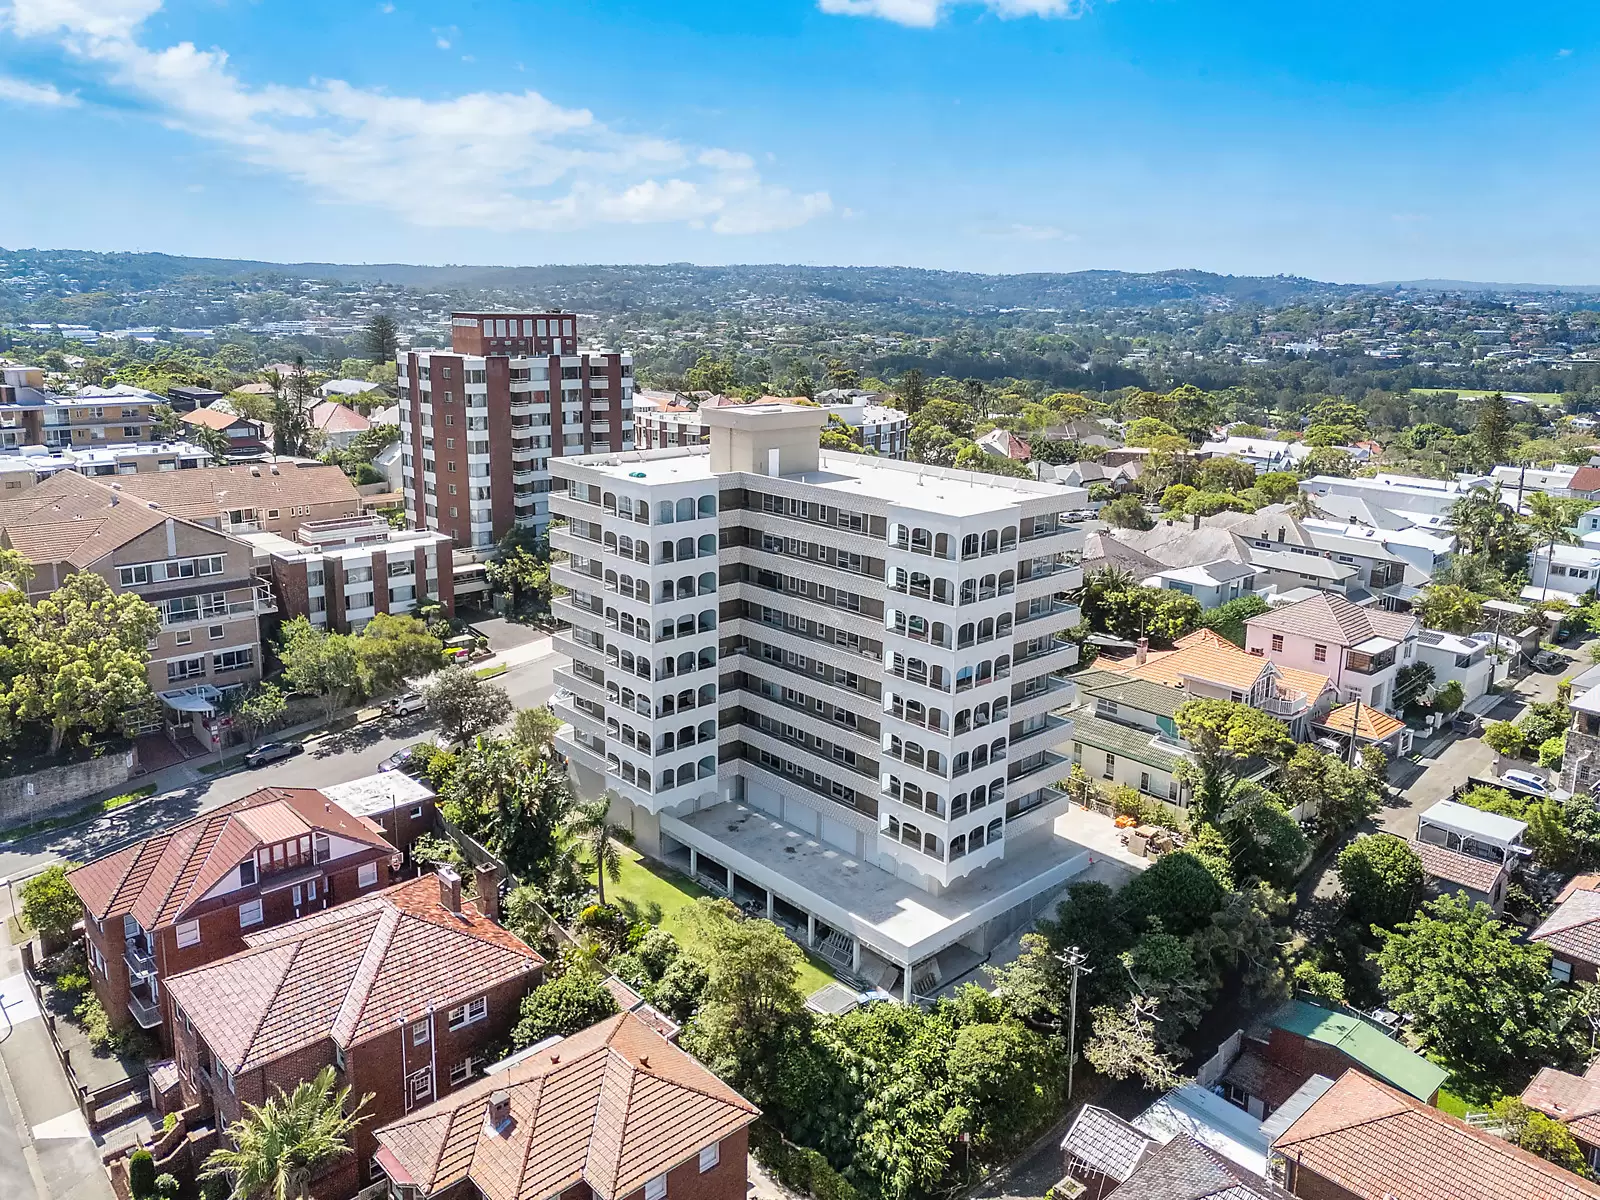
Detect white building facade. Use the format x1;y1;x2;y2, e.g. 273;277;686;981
548;404;1096;997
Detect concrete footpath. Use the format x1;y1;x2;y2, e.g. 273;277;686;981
0;889;115;1200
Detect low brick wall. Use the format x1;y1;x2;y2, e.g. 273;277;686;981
0;749;138;830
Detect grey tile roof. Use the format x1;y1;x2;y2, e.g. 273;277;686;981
1069;712;1186;772
1061;1106;1153;1184
1106;1134;1293;1200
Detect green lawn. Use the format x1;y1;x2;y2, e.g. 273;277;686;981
608;846;838;995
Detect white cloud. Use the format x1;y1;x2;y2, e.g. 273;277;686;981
818;0;1088;26
2;0;830;235
0;73;78;105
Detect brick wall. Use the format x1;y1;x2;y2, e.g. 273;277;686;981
1283;1160;1362;1200
0;749;137;831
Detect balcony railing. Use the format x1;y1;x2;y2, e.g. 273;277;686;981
124;938;155;976
128;982;162;1029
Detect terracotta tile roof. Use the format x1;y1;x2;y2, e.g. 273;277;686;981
1559;874;1600;903
1106;1133;1291;1200
310;401;371;434
0;470;184;570
1273;1070;1600;1200
1571;466;1600;494
1407;838;1507;895
1317;703;1406;744
1533;888;1600;967
109;462;360;522
1245;591;1416;647
1276;664;1334;698
1099;629;1269;693
164;875;543;1073
1523;1067;1600;1147
181;407;259;432
66;787;394;931
373;1012;758;1200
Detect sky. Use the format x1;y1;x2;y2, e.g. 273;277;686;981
1;0;1598;283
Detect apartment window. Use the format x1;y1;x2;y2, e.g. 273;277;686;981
1270;634;1283;651
1103;752;1116;780
409;805;425;819
208;624;225;641
408;1067;433;1104
1313;644;1327;662
450;1057;478;1086
167;655;206;683
176;920;200;948
412;1020;430;1046
448;996;489;1030
238;899;263;928
645;1177;667;1200
315;834;331;863
239;859;256;886
118;564;153;586
175;630;192;646
699;1143;720;1172
1140;772;1151;794
214;648;255;674
357;861;378;889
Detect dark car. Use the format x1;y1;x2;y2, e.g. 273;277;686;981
244;741;303;768
379;741;435;775
1532;650;1567;673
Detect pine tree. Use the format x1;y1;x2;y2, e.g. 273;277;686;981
1473;391;1511;467
365;312;398;365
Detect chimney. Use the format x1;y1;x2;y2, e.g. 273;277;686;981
1191;513;1201;531
437;866;461;913
475;861;503;922
1136;637;1148;665
485;1090;512;1136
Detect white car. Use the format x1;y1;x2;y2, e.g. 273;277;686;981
1499;769;1552;797
385;691;426;717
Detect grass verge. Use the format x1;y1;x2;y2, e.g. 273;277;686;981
474;664;509;680
608;846;837;995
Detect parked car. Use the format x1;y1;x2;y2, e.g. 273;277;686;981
379;742;434;775
385;691;426;717
1532;650;1567;673
1500;769;1553;797
244;741;303;768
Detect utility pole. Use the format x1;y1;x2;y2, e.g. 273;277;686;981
1347;695;1363;767
1058;946;1093;1102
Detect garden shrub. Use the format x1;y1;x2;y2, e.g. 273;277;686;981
127;1149;156;1199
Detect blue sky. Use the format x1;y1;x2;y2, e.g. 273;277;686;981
1;0;1597;282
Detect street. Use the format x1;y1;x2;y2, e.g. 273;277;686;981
0;642;558;1200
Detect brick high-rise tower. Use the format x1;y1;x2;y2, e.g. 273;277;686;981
397;312;634;549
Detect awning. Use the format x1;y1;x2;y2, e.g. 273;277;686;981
161;693;216;713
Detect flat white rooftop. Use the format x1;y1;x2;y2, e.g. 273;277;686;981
321;771;434;819
667;799;1143;963
1419;799;1526;844
567;445;1082;517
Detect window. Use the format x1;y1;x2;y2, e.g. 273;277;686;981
450;1057;478;1086
410;805;425;819
118;564;153;586
167;655;206;682
1271;634;1283;651
448;996;488;1030
1103;752;1116;780
699;1143;720;1173
1313;643;1327;662
239;859;256;886
315;834;331;863
239;899;263;928
1554;958;1574;983
408;1067;433;1104
412;1020;430;1046
175;630;192;646
214;648;255;674
358;862;378;888
645;1176;667;1200
176;920;200;948
208;624;225;641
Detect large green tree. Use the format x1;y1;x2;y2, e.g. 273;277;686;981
355;613;444;696
0;572;159;754
1336;834;1424;932
512;967;620;1046
1376;893;1563;1074
364;313;398;365
1174;698;1296;824
1474;391;1512;468
422;663;512;746
277;617;361;722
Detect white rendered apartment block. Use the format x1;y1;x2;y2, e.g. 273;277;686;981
549;402;1113;999
397;312;634;549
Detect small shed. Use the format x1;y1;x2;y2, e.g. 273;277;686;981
1417;799;1528;863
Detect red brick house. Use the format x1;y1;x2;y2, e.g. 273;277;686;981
67;787;399;1042
165;871;544;1200
1532;880;1600;985
1522;1064;1600;1173
371;1010;758;1200
1271;1069;1600;1199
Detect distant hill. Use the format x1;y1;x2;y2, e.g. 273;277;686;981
0;247;1367;311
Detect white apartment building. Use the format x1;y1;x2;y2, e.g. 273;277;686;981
549;403;1103;999
397;311;634;549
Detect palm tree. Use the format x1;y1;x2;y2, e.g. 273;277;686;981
1448;485;1513;560
201;1067;372;1200
1525;492;1579;602
1286;490;1323;520
563;794;635;908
